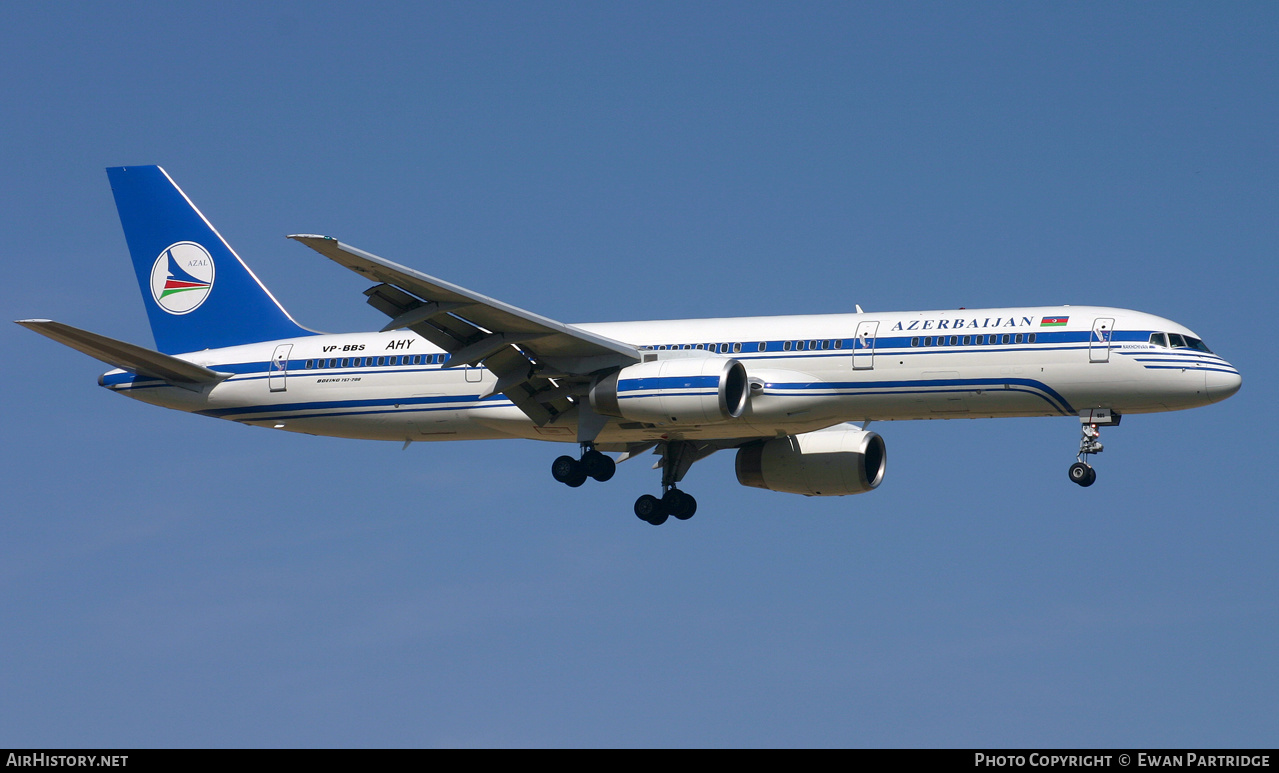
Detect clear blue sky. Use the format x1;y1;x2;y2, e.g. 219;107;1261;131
1;2;1275;747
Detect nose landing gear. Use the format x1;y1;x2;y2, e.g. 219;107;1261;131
1068;411;1114;487
1069;423;1103;487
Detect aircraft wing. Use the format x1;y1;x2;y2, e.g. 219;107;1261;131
16;319;231;392
288;235;641;425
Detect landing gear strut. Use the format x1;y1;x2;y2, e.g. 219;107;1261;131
1068;422;1103;487
551;443;615;488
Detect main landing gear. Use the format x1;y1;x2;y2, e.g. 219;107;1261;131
551;443;615;487
633;488;696;526
1068;422;1104;487
631;439;702;526
550;439;706;526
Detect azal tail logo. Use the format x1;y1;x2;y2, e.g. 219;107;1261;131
150;242;214;315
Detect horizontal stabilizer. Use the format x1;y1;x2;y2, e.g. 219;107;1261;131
16;319;230;390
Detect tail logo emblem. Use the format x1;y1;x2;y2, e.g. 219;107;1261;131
150;242;215;315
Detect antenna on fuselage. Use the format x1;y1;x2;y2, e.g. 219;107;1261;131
855;305;864;314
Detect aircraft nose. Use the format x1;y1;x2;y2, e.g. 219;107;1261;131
1206;366;1242;403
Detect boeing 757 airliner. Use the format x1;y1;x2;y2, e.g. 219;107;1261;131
18;167;1242;524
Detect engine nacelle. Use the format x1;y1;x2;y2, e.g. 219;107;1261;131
590;356;749;425
735;425;886;496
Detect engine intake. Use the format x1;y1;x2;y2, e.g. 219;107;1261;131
591;356;749;425
736;426;886;496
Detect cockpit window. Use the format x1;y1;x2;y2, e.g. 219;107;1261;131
1152;331;1213;353
1184;336;1212;353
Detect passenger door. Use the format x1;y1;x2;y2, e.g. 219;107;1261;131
853;321;878;370
269;344;292;392
1090;318;1114;363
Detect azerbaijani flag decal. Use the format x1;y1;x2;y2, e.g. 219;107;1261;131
1040;316;1069;327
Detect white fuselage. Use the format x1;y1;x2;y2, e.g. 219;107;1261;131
100;305;1240;444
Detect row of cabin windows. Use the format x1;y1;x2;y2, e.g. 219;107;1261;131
641;340;846;353
644;342;745;353
301;330;1061;368
303;353;450;369
779;339;843;352
294;333;1214;369
910;333;1037;347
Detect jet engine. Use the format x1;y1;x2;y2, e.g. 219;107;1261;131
590;356;749;425
735;425;886;496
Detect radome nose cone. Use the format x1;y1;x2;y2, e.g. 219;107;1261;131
1206;367;1242;403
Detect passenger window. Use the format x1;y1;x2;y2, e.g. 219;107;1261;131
782;341;791;351
962;336;970;346
911;337;920;347
1028;333;1036;343
758;342;766;352
733;343;742;353
1014;334;1023;344
834;339;843;349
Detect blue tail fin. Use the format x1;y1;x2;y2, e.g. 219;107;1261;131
107;166;315;354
